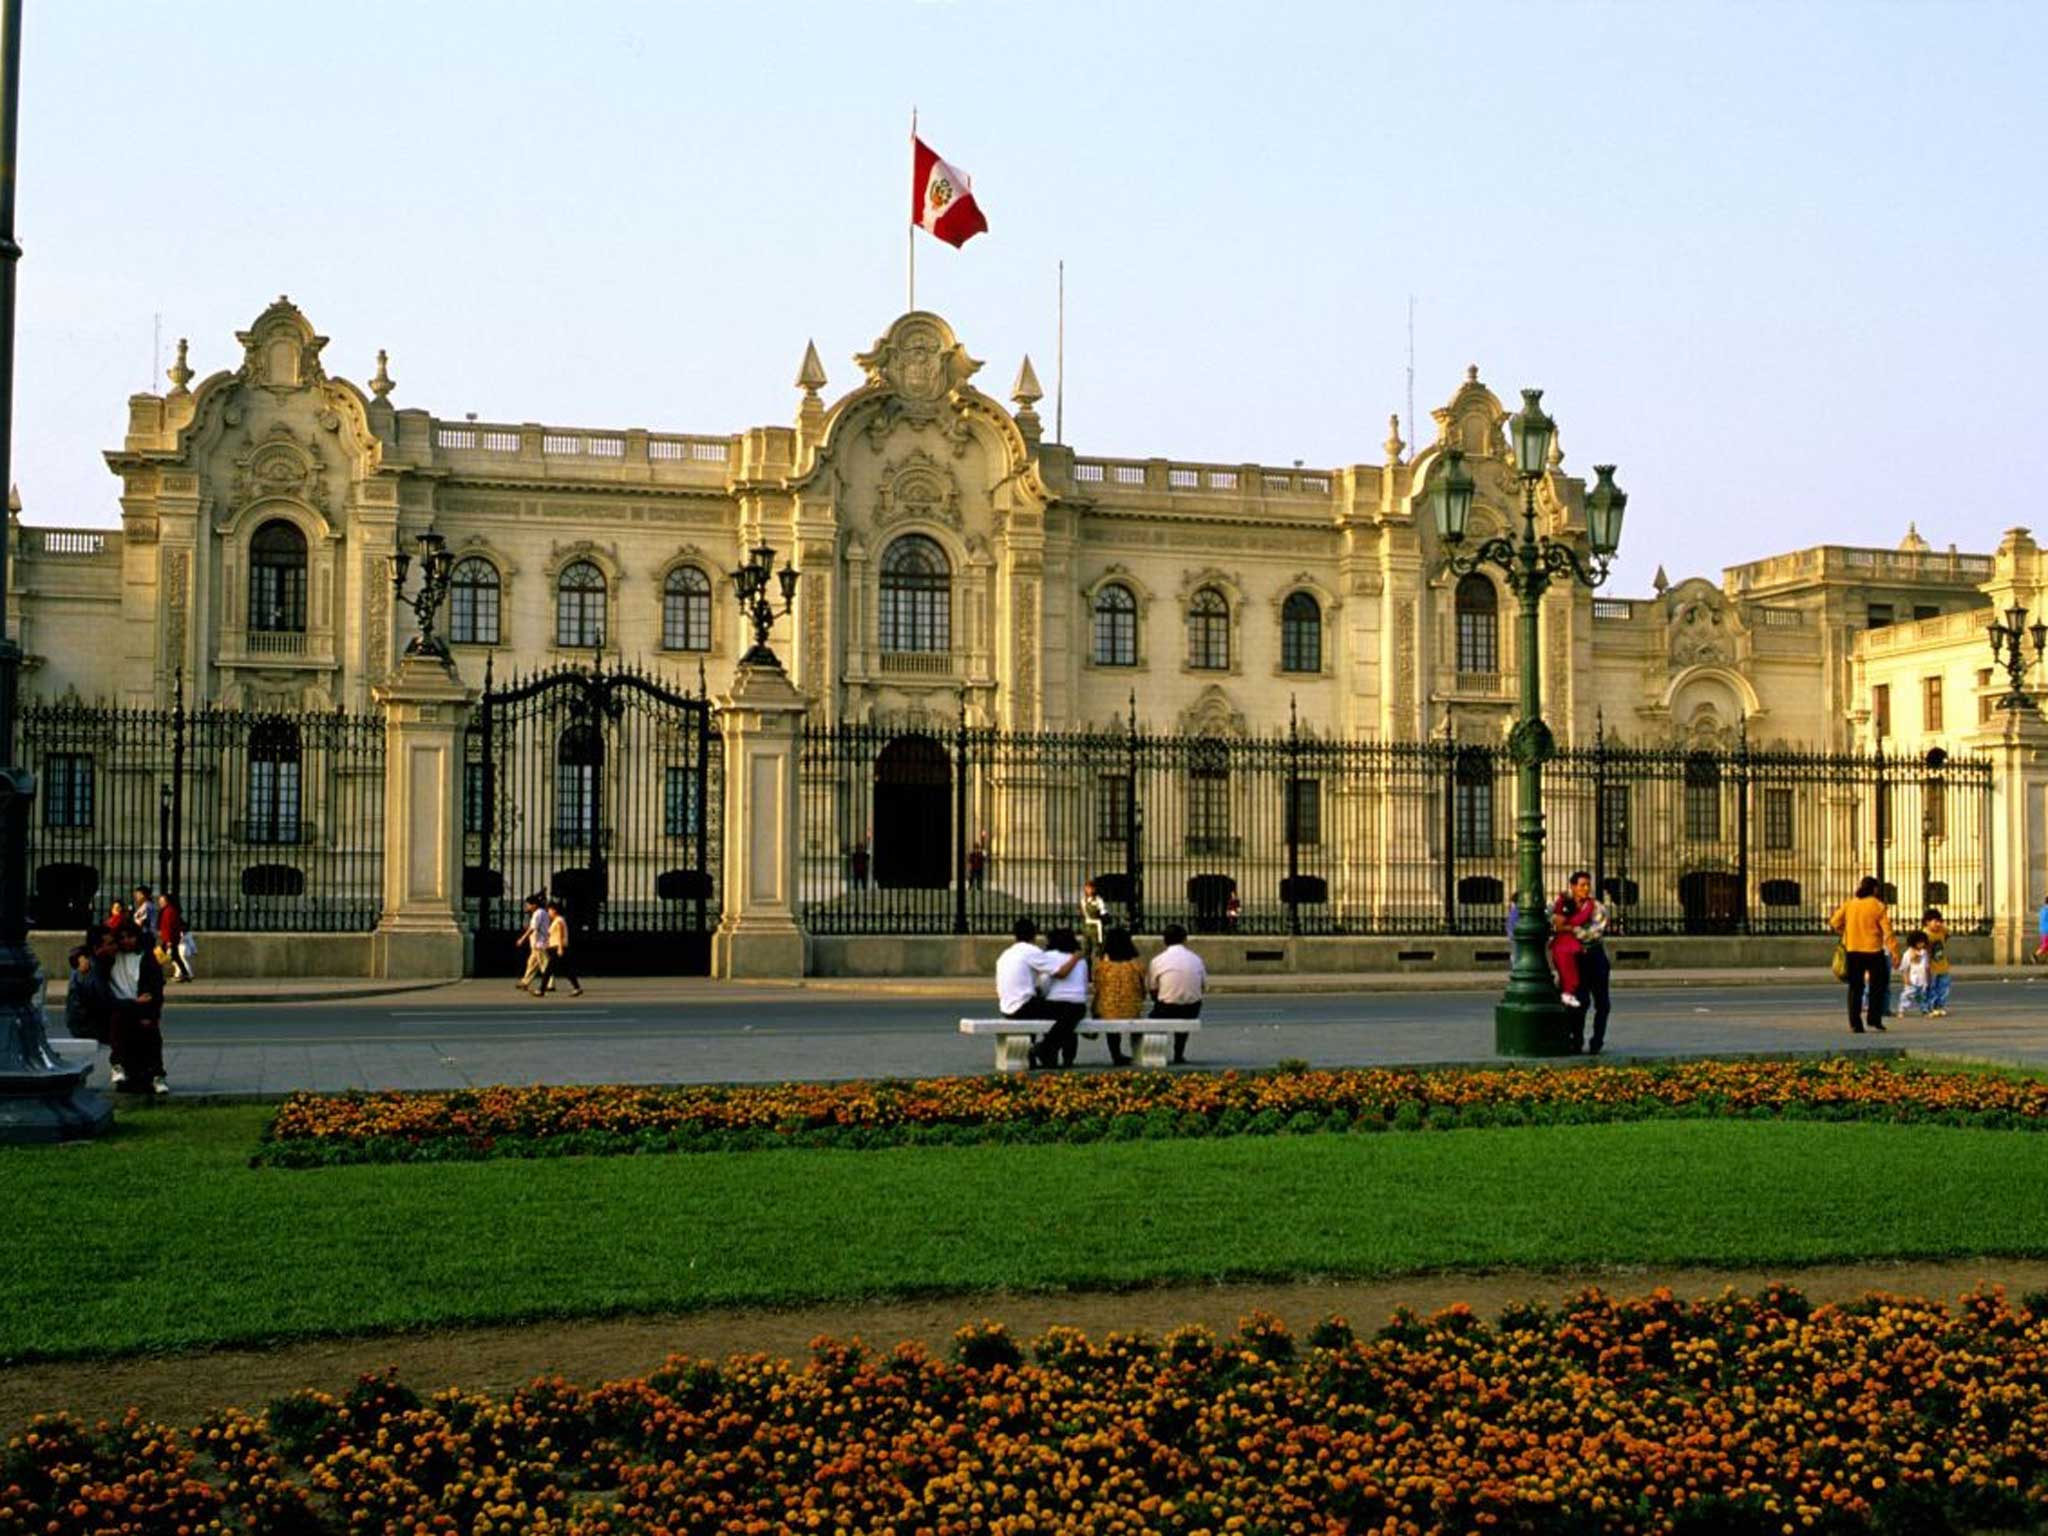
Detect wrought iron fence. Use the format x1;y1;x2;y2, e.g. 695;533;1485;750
19;691;386;934
798;715;1993;938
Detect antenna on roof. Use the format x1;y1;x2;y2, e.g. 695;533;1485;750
1406;295;1416;464
1055;258;1065;446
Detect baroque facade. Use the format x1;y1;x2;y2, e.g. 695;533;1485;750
3;296;2023;752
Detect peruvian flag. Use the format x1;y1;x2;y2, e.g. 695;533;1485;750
912;135;988;248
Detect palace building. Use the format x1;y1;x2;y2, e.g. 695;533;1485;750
6;297;2044;977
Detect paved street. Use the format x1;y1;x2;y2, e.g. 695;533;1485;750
65;971;2048;1096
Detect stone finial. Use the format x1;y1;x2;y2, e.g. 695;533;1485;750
1652;564;1670;595
165;337;193;396
1465;364;1480;384
1011;354;1043;408
1011;355;1044;445
1898;521;1929;554
1547;434;1564;470
6;483;19;517
795;339;827;396
1384;413;1405;464
370;348;395;400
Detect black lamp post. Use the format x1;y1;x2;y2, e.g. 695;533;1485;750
386;530;457;661
1433;389;1628;1057
1985;601;2046;712
0;0;110;1140
731;543;800;668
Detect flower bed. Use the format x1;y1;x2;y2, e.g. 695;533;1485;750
9;1286;2048;1534
256;1059;2048;1167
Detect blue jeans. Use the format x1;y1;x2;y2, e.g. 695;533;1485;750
1927;973;1952;1011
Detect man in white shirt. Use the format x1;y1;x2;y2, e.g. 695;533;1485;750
1144;923;1207;1064
993;916;1080;1069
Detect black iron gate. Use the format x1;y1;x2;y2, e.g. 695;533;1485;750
464;664;721;976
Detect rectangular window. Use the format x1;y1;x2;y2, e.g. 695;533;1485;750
1923;675;1943;732
1453;780;1493;857
1979;667;1996;724
1924;780;1947;840
1187;765;1231;853
1763;787;1795;851
463;760;487;835
41;753;94;829
1096;774;1130;843
664;766;700;840
1286;778;1322;847
1684;780;1721;842
246;759;302;845
1597;783;1630;850
1873;683;1891;737
1913;604;1941;622
554;764;594;847
1867;603;1894;629
1876;783;1894;845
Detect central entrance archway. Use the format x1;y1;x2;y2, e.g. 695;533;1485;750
874;733;950;889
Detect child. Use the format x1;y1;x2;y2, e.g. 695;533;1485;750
1921;907;1952;1017
1897;930;1932;1017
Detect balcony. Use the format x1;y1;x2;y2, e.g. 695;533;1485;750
246;629;308;657
878;651;955;678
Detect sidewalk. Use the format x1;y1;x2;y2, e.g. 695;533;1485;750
42;965;2041;1007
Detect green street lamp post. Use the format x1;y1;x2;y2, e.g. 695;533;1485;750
1433;390;1628;1056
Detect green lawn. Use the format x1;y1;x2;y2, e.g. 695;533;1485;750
7;1102;2048;1363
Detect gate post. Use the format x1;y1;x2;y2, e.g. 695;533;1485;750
1966;709;2048;963
370;652;476;979
711;660;808;979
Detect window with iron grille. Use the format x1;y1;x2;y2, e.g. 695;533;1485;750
1683;754;1721;841
1455;574;1499;674
555;561;607;648
1763;786;1795;850
1187;740;1230;850
41;753;93;828
449;557;501;645
1187;587;1230;670
1453;778;1493;856
1286;777;1322;846
249;519;308;633
1598;782;1630;850
462;760;486;834
663;566;712;652
1923;675;1943;732
246;721;302;845
879;535;951;653
554;724;599;847
1923;779;1947;840
1092;584;1136;666
665;765;701;840
1096;774;1130;843
1280;591;1321;673
1876;782;1894;844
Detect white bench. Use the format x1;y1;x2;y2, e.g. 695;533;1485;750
958;1017;1202;1072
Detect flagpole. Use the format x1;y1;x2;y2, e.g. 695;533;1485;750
907;106;917;312
1055;259;1065;445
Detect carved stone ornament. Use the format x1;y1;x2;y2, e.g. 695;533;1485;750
854;313;987;451
235;296;330;393
228;425;329;517
874;448;963;531
1669;598;1735;669
1177;684;1248;739
1507;716;1556;767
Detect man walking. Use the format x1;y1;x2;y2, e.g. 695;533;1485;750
514;895;550;993
1145;923;1207;1065
106;921;168;1096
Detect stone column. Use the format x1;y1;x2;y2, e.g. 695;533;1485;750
1967;708;2048;963
370;653;475;979
711;660;808;979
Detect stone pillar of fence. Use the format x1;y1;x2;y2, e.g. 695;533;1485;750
370;653;476;978
711;661;807;979
1966;708;2048;964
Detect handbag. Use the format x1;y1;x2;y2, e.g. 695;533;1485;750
1830;942;1848;981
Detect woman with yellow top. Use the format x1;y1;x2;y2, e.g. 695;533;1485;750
1829;876;1897;1034
1090;927;1147;1067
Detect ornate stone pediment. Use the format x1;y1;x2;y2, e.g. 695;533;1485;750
1430;365;1509;461
854;312;985;452
1178;684;1247;738
228;425;330;516
236;296;330;393
875;448;962;530
1663;578;1739;670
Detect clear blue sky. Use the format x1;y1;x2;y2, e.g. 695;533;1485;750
15;0;2046;595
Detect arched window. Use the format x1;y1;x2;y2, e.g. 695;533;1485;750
554;722;602;848
1281;591;1322;673
248;520;308;633
1454;574;1498;675
246;720;302;845
662;566;712;652
555;560;607;649
879;535;950;653
1092;583;1137;667
1187;586;1230;671
448;557;501;646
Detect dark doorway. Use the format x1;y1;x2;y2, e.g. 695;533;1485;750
874;734;951;889
1678;870;1742;934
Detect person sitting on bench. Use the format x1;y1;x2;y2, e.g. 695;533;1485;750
993;915;1079;1068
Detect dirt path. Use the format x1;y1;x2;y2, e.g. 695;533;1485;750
9;1258;2048;1432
